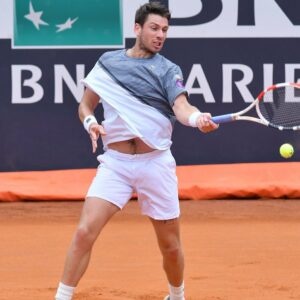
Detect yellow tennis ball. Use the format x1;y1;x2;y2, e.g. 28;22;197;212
279;143;294;159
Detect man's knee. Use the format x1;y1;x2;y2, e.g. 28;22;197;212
161;243;183;262
73;225;97;251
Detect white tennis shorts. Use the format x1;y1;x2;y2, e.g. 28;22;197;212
86;148;179;220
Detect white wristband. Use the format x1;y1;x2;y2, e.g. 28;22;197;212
188;111;202;127
83;115;98;133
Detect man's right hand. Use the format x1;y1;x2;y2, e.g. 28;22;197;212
89;123;106;153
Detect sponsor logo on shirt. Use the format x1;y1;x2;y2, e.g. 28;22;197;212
175;74;184;88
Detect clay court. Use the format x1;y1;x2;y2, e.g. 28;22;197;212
2;1;300;299
1;198;300;300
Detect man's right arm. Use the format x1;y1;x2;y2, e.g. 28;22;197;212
78;87;100;122
78;87;106;153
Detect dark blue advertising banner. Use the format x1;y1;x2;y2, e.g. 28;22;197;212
0;0;300;171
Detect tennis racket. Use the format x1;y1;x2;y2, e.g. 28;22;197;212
211;82;300;130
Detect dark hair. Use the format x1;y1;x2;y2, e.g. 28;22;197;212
135;2;171;26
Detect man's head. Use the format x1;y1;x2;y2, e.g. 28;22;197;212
135;2;171;27
134;2;171;54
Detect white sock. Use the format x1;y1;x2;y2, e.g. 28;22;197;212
55;282;75;300
168;282;185;300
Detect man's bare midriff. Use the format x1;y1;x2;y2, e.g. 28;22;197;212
107;138;155;154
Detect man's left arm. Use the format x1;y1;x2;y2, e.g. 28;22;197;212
172;94;219;133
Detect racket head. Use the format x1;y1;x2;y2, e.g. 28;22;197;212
256;82;300;130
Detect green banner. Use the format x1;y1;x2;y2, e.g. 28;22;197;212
14;0;123;47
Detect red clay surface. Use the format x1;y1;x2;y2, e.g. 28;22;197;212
1;199;300;300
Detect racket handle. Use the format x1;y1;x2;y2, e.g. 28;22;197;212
211;114;234;124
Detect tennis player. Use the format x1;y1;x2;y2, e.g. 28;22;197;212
55;2;218;300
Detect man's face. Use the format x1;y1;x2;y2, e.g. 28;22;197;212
135;14;169;54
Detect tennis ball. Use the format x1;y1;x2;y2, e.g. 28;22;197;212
279;143;294;159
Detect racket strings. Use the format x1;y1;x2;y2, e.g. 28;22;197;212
258;86;300;128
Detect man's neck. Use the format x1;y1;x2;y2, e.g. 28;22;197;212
126;47;155;59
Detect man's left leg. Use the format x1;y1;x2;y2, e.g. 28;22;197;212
150;217;185;300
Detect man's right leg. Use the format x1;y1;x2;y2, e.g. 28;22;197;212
55;197;120;299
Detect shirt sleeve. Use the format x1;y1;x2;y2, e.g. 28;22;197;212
164;64;188;105
81;62;103;102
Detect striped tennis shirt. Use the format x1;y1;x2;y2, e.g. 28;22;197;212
82;49;187;150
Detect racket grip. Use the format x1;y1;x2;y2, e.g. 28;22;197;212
211;114;234;124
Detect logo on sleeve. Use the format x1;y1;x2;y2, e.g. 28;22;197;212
175;74;184;88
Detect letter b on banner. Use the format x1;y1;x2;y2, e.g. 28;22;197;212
11;65;43;104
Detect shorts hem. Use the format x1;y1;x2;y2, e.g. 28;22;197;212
86;195;123;210
142;212;180;221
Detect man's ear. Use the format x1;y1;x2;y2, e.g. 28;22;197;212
134;23;142;36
